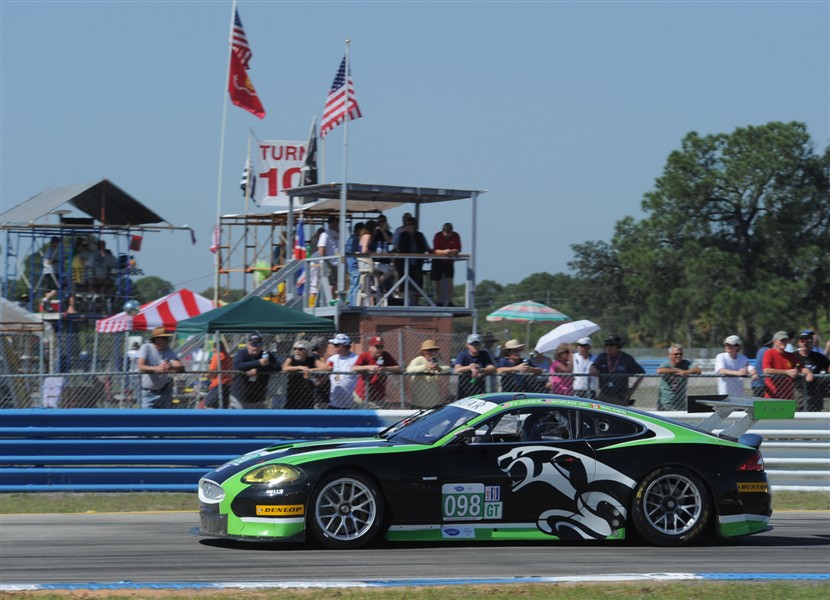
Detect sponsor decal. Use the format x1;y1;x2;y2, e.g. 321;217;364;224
442;483;503;521
452;398;497;414
441;526;476;539
737;482;769;493
485;486;500;501
255;504;305;516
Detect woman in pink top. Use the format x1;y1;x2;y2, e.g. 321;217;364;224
548;343;574;395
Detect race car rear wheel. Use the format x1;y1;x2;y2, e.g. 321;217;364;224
309;471;384;549
631;467;711;546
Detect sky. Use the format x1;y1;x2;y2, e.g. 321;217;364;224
1;0;828;296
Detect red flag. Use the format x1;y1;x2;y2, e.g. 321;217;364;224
228;50;265;119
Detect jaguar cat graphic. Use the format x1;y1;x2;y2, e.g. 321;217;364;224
498;445;636;539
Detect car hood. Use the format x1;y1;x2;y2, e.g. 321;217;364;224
205;437;406;483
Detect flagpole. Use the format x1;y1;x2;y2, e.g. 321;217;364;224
336;39;351;309
213;0;237;306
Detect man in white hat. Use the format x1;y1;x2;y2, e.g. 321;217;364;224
322;334;359;409
136;326;185;409
407;339;451;408
572;337;598;399
714;335;757;397
497;339;542;393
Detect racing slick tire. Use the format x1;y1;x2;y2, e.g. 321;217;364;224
308;471;385;549
631;466;711;546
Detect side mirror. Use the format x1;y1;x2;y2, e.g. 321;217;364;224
452;427;477;444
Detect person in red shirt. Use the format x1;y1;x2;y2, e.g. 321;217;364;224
352;335;401;407
203;341;233;408
431;222;461;307
762;331;812;400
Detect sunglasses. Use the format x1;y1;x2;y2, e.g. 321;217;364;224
293;347;306;351
375;345;384;349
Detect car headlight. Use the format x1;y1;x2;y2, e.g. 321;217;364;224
241;464;301;486
198;478;225;503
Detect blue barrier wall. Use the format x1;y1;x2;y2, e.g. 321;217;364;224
0;409;400;492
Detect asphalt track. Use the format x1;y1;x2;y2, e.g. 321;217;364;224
1;511;828;590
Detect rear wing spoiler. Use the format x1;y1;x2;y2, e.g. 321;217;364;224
687;395;797;441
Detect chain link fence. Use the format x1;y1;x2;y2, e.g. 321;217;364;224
2;329;828;411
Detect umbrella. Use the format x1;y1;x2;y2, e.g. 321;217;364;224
535;319;601;354
486;300;571;347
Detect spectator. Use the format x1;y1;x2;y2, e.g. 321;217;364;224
572;337;598;399
282;340;323;409
231;332;279;409
794;330;829;411
91;241;118;299
323;334;359;409
454;333;497;398
304;336;331;408
528;350;552;393
68;238;92;313
371;214;394;291
714;335;757;397
391;211;413;248
497;339;539;392
656;343;701;410
751;332;773;398
352;335;401;407
547;343;574;396
317;216;339;296
204;341;233;409
407;339;451;408
590;334;645;406
346;221;364;306
40;236;62;309
762;331;811;400
431;222;461;307
394;217;431;304
136;326;185;409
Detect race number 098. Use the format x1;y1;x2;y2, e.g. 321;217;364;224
442;483;485;521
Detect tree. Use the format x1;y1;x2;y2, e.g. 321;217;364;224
132;276;174;304
570;121;830;348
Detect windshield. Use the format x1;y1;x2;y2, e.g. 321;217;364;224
384;406;482;445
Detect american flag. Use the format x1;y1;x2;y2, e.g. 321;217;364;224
320;55;362;138
232;9;252;69
295;218;306;293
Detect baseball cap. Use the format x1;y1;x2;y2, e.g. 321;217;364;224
248;332;263;347
576;337;592;346
329;333;351;346
467;333;481;345
603;334;623;347
772;331;789;342
369;335;384;346
799;330;814;339
723;335;742;346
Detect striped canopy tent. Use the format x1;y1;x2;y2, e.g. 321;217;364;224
95;289;214;333
486;300;571;349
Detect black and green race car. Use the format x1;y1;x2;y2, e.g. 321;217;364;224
197;393;795;548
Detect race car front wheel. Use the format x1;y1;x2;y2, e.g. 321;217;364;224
631;466;711;546
309;471;384;549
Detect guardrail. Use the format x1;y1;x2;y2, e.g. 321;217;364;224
0;409;827;493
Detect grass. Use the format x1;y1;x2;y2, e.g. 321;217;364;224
5;491;828;514
7;582;830;599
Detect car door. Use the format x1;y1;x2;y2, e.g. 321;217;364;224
437;406;605;539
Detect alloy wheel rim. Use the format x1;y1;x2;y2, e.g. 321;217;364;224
315;477;377;541
642;473;703;536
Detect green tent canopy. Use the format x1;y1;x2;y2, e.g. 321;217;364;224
176;296;333;334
